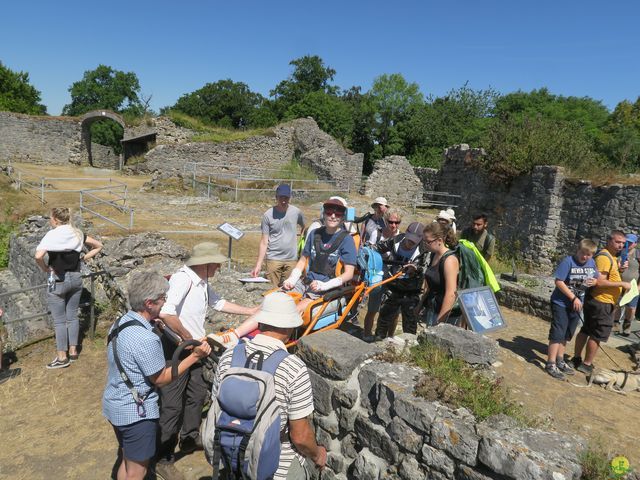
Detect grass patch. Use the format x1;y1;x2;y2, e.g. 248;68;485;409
165;110;274;143
384;341;535;425
275;159;318;180
578;438;632;480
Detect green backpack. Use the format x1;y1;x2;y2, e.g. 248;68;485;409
440;239;500;293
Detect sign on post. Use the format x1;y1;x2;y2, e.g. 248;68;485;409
217;222;244;270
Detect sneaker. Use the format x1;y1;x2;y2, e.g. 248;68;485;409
69;354;79;362
207;330;239;350
362;334;377;343
46;357;70;369
568;356;582;369
0;367;21;385
556;360;576;375
179;436;202;454
155;461;185;480
576;362;594;375
545;363;565;380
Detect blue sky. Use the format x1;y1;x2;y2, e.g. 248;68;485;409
2;0;638;115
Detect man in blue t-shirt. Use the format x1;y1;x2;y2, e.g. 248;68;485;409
545;239;599;380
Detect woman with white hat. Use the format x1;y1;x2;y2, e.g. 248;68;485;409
435;209;457;235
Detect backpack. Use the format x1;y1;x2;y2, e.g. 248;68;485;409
357;246;384;286
440;239;500;293
203;342;289;480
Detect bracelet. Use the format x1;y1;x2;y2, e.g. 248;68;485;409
572;296;578;302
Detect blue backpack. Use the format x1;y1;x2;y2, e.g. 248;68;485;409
203;343;289;480
357;246;384;286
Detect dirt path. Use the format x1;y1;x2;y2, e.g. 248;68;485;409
1;308;639;479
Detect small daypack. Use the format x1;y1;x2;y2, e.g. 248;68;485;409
203;342;289;480
440;239;500;293
357;246;384;286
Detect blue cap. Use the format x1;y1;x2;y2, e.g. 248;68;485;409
626;233;638;244
275;184;292;197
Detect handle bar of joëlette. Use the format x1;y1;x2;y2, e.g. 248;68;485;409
171;339;203;380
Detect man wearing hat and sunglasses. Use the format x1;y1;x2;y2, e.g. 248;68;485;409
155;242;260;479
210;292;327;478
363;196;390;246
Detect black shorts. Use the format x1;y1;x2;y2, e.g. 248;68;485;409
580;297;615;343
549;302;581;342
112;419;158;462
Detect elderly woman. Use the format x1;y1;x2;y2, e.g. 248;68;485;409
35;207;103;369
103;271;211;480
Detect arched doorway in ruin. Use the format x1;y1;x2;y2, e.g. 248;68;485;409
79;110;126;168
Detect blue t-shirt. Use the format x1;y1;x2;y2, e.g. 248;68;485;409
302;228;357;282
550;255;599;307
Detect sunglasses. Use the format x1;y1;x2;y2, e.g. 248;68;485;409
388;220;401;225
324;208;345;217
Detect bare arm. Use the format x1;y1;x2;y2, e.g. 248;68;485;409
288;417;327;469
219;301;260;316
554;279;584;312
158;313;193;341
438;255;459;323
149;339;210;387
83;235;103;261
34;249;49;273
251;233;269;277
595;271;631;290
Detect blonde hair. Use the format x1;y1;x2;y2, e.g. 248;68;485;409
577;239;597;255
384;209;402;222
423;221;458;248
51;207;83;242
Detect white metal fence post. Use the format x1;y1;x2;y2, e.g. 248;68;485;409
40;177;45;203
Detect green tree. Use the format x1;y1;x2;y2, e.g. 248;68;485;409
285;91;353;143
62;65;143;116
0;61;47;115
342;86;377;172
601;98;640;169
169;79;265;128
369;73;424;157
270;55;338;117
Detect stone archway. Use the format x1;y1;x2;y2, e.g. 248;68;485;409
79;110;126;168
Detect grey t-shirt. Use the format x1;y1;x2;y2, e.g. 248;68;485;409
622;249;640;283
262;205;305;261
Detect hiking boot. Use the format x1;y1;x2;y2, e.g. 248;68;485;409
545;363;565;380
179;436;202;454
46;357;70;369
576;362;594;375
155;461;185;480
556;360;576;375
69;354;79;362
362;334;379;343
207;330;239;350
0;367;21;385
568;356;582;369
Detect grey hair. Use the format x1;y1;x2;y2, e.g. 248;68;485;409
384;209;403;221
128;271;169;312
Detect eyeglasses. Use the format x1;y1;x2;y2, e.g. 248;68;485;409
388;221;401;225
424;237;438;245
154;294;167;302
324;208;345;218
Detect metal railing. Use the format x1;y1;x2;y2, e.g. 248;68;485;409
79;190;134;231
0;270;108;345
412;191;462;213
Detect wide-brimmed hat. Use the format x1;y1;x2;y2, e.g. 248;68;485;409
405;222;425;244
371;197;390;208
436;210;455;222
185;242;227;266
253;292;302;328
323;196;347;211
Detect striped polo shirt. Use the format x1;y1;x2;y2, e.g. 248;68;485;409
102;311;166;426
211;334;315;479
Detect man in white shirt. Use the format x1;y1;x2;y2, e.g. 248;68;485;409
155;242;259;480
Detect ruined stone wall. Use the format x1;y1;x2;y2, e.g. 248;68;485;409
436;145;640;272
0;111;83;165
297;328;584;480
362;155;423;206
413;166;439;193
90;142;120;169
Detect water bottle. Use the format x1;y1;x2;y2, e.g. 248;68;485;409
47;270;56;293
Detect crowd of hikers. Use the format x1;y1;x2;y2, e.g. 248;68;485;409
2;184;636;479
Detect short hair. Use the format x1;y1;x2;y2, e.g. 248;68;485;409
128;271;169;312
473;213;488;223
577;239;597;254
384;209;402;222
608;230;625;241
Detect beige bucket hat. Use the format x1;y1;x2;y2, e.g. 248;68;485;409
253;292;303;328
185;242;228;266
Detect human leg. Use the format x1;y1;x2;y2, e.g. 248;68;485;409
399;294;420;335
64;273;83;357
364;287;384;337
376;293;401;338
46;285;70;363
113;420;157;480
180;363;208;447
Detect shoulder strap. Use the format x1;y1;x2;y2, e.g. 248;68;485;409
230;342;248;368
595;250;615;274
314;228;349;256
260;349;289;375
438;250;457;282
109;315;150;416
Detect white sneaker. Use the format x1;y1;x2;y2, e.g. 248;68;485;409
207;330;239;350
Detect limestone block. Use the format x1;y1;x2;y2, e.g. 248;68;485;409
315;426;332;448
393;392;439;434
308;369;334;415
420;443;455;476
315;411;339;437
430;416;479;466
354;414;400;464
327;451;346;474
399;456;425;480
389;417;423;454
352;448;389;480
298;329;378;380
455;464;499;480
340;433;358;459
358;361;423;415
337;405;357;433
332;386;358;409
420;324;498;365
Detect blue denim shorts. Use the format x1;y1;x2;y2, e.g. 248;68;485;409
549;302;581;342
112;419;158;462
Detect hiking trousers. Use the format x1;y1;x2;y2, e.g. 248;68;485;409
376;290;420;337
46;271;83;351
157;361;208;462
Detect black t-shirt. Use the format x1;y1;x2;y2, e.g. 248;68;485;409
48;232;86;273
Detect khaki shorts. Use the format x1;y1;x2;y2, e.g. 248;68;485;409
265;259;297;287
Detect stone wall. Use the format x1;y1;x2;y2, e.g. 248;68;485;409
362;155;423;206
435;145;640;272
90;142;120;169
0;111;83;165
414;166;439;193
297;328;584;480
